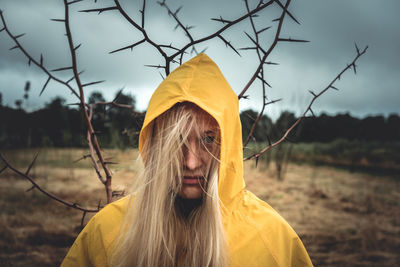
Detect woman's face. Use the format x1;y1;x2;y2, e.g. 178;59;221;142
180;112;219;199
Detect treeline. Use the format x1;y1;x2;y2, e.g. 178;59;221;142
240;109;400;143
1;93;399;149
0;91;144;149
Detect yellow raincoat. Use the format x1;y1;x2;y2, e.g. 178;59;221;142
61;54;313;267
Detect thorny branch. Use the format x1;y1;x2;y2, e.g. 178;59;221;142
0;11;80;99
0;153;100;214
63;0;113;203
238;0;299;99
245;45;368;161
83;0;293;75
0;1;141;206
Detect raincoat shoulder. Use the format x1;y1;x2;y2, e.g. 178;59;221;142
60;196;129;267
225;190;313;266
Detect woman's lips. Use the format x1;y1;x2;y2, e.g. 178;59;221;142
183;176;203;185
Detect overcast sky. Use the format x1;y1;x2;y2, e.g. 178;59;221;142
0;0;399;120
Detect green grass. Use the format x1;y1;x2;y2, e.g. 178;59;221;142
245;140;400;174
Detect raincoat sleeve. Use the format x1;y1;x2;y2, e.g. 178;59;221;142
61;197;126;267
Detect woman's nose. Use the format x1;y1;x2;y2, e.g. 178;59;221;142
184;141;202;170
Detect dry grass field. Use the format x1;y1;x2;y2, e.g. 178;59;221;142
1;148;399;266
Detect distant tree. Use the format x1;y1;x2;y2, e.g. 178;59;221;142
386;114;400;141
14;99;22;109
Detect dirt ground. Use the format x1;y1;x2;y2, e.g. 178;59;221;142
0;148;399;266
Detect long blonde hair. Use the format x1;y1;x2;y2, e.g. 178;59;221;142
111;103;228;267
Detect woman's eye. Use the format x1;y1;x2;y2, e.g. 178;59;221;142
203;136;215;144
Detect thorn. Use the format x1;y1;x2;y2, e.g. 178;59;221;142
257;75;271;88
159;71;165;80
265;61;279;65
278;37;310;43
330;85;339;91
79;7;118;14
267;135;272;146
199;47;208;54
82;80;106;87
354;42;360;55
50;18;65;22
211;16;231;24
40;54;43;66
109;39;146;54
272;17;280;22
174;6;182;16
9;45;18;51
255;157;259;168
51;66;73;72
74;43;82;51
242;95;250;100
217;35;240;56
25;153;39;175
14;33;26;39
238;47;257;51
273;0;300;25
26;185;35;192
39;77;51;96
0;165;7;174
28;58;31;66
68;0;84;4
0;27;5;33
112;89;124;103
308;90;316;97
66;70;84;83
144;64;166;69
80;211;87;227
257;26;271;34
352;63;357;74
309;108;315;118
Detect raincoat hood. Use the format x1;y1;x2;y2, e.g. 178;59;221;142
139;53;245;207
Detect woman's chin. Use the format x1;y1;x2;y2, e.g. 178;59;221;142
179;184;203;199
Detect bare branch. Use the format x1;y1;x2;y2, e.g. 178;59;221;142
278;37;310;43
109;39;146;54
63;0;113;203
79;6;118;14
245;45;368;160
0;153;100;213
273;0;300;25
157;1;194;42
0;11;80;98
211;16;232;24
238;0;291;99
144;64;166;69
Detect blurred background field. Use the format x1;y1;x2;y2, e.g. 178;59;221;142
1;147;399;266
